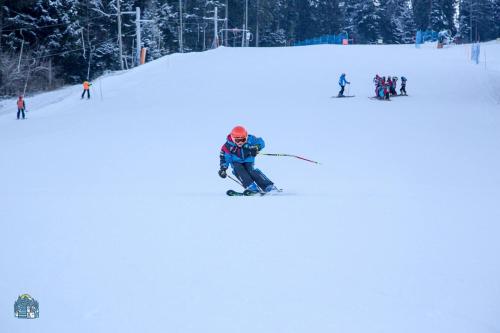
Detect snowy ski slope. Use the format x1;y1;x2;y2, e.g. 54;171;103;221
1;42;500;333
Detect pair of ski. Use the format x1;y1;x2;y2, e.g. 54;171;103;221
226;189;283;196
369;94;409;101
332;95;355;98
369;96;391;101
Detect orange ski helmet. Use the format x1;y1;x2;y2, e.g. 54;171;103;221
230;126;248;145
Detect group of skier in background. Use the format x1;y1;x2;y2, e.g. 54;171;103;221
16;75;409;120
336;73;408;100
373;74;408;100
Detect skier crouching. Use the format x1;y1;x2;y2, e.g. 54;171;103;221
219;126;279;194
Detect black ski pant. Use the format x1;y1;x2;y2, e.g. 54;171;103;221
400;85;406;95
232;162;273;190
81;89;90;99
17;108;25;119
338;85;345;96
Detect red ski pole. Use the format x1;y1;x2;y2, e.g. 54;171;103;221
259;153;321;165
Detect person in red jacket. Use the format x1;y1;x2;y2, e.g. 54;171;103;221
16;96;26;120
81;81;91;99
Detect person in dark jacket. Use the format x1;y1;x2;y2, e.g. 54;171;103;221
400;76;408;96
391;77;398;96
384;76;391;100
373;74;381;97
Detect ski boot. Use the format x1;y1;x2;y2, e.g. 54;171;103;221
264;185;282;195
243;183;260;196
264;185;280;193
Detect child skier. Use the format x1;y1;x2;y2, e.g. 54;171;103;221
219;126;278;194
400;76;407;96
16;96;26;120
81;81;91;99
373;74;381;97
391;77;398;96
383;76;391;100
377;85;385;99
387;76;393;95
338;73;350;97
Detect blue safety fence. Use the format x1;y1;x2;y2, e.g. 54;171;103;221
293;33;349;46
415;30;439;45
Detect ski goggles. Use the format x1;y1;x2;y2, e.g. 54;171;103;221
233;137;247;144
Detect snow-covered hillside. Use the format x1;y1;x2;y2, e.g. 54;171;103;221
1;42;499;333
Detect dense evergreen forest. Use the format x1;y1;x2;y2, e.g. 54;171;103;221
1;0;499;96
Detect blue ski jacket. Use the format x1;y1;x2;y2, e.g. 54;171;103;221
220;134;265;168
339;74;350;87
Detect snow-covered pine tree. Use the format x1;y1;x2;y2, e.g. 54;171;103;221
289;0;313;41
74;0;119;81
475;0;498;41
275;0;300;44
2;2;37;51
35;0;85;82
401;0;417;42
379;0;415;43
310;0;343;36
496;0;500;38
342;0;381;44
458;0;498;42
142;0;175;59
1;2;37;94
429;0;456;33
412;0;431;30
254;0;287;46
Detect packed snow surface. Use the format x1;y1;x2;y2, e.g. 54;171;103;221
1;42;500;333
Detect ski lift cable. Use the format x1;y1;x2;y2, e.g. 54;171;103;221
19;32;136;62
1;15;107;33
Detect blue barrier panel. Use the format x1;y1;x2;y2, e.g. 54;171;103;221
416;30;423;45
293;33;349;46
415;30;439;46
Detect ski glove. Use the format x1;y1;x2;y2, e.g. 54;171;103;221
247;145;260;157
218;167;227;178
